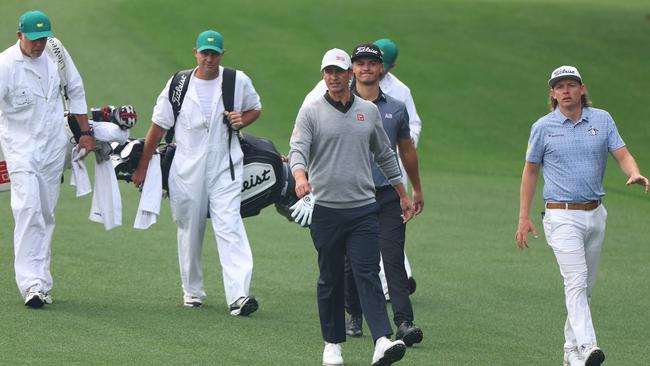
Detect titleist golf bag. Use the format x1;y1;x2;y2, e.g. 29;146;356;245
111;132;298;220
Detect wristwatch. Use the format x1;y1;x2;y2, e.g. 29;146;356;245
79;126;94;137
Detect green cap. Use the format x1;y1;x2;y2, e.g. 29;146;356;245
196;30;223;53
373;38;398;70
18;10;53;40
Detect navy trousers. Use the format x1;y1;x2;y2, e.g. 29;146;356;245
345;186;414;326
310;202;393;343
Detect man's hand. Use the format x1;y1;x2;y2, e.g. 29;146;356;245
399;196;415;223
294;170;311;199
412;189;424;215
224;111;245;130
77;135;95;159
515;217;538;250
131;165;147;189
626;174;650;193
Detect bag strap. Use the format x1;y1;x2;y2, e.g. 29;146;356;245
165;68;194;144
164;67;238;181
221;67;236;114
44;37;69;110
221;67;237;180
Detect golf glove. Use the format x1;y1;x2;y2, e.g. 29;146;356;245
94;141;113;164
290;193;315;227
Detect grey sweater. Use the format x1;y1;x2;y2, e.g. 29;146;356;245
289;94;402;209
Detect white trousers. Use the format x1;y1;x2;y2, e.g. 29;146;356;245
171;170;253;307
10;170;62;297
379;254;412;296
543;204;607;350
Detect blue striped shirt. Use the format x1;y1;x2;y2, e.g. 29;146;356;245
525;107;625;202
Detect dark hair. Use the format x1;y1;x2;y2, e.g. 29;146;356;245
549;88;592;111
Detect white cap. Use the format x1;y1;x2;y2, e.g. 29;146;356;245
548;65;582;87
320;48;351;71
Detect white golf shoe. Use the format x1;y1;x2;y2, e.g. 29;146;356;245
229;296;258;316
322;342;343;366
563;347;584;366
372;337;406;366
183;295;203;308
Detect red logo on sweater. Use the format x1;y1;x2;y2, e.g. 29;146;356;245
356;114;365;121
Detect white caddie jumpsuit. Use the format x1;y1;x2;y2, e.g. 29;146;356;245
152;66;261;306
0;40;87;297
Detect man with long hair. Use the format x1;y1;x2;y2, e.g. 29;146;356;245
515;65;649;366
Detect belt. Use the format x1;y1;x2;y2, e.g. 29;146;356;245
545;200;601;211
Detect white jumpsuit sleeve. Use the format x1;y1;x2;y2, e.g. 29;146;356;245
402;88;422;146
58;40;88;114
301;80;327;109
234;70;262;112
151;77;175;130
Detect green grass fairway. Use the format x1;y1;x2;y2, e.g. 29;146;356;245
1;0;649;364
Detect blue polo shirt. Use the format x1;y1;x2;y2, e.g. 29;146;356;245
352;88;410;188
526;107;625;203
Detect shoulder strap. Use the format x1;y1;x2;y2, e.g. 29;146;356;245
165;68;193;143
221;67;236;112
44;37;69;109
221;67;238;180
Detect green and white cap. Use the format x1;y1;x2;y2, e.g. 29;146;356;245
373;38;398;70
196;30;223;53
19;10;53;40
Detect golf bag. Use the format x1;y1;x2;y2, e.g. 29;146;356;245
111;132;298;219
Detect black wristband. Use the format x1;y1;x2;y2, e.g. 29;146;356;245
79;127;94;137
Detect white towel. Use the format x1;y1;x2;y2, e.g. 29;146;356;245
92;121;129;143
134;154;162;230
89;159;122;230
69;146;91;197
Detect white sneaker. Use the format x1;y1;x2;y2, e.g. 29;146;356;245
42;293;53;305
322;342;343;366
183;296;203;308
563;347;584;366
580;345;605;366
24;287;45;308
372;337;406;366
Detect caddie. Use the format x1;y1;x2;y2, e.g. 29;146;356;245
132;30;262;316
515;65;649;366
289;48;413;366
0;10;94;308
